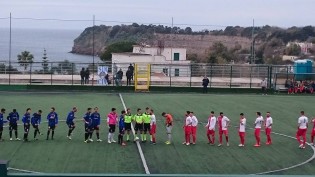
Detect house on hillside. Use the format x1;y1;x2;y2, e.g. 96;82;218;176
287;42;313;55
111;45;191;77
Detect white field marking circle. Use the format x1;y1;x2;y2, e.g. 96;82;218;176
119;93;150;175
3;119;314;174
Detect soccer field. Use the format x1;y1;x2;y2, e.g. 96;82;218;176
0;92;315;175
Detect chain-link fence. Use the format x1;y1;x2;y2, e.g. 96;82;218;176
2;61;314;88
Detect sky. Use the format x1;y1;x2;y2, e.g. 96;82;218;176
0;0;314;31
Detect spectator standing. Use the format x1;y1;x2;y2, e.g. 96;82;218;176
128;64;134;80
80;68;85;85
261;78;267;95
85;68;90;84
202;76;210;93
116;69;123;86
126;68;132;86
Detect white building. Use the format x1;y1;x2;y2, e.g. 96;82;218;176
282;55;298;62
111;45;191;77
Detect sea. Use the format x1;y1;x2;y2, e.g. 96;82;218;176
0;28;102;64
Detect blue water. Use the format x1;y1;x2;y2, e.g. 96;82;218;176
0;28;102;63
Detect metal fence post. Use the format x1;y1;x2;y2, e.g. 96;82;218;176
29;63;32;85
71;63;74;86
209;65;212;88
229;65;232;88
169;65;172;87
269;65;273;89
189;64;192;87
51;63;53;85
250;66;252;88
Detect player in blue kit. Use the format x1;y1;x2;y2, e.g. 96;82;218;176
46;107;58;140
22;108;32;142
31;110;42;140
90;107;102;142
0;108;8;141
66;107;77;140
118;110;126;146
83;108;92;143
7;109;20;141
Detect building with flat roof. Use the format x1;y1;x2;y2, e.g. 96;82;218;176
111;45;191;77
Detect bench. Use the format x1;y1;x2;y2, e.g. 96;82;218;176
276;86;288;93
30;80;43;84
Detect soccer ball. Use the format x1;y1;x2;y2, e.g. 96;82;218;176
134;137;140;141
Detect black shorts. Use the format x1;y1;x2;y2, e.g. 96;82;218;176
93;126;99;131
32;124;39;129
0;126;3;132
9;123;18;131
24;124;30;133
134;123;143;132
67;122;75;128
119;128;125;134
262;87;266;91
48;125;56;130
109;124;116;133
143;123;150;133
124;123;131;131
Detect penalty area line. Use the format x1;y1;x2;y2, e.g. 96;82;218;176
118;93;150;175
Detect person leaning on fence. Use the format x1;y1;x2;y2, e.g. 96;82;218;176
202;76;210;93
80;68;85;85
126;68;132;86
260;78;267;95
85;68;90;84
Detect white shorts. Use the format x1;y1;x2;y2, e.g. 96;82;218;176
166;126;172;134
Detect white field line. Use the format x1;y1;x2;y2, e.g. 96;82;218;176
118;93;150;175
7;167;41;174
254;131;315;175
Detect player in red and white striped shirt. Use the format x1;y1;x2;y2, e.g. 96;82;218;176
264;112;273;145
191;112;198;145
254;112;264;147
218;112;230;147
296;111;308;149
311;116;315;146
205;111;216;145
238;113;246;147
183;111;192;145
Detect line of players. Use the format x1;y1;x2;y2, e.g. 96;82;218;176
0;107;314;149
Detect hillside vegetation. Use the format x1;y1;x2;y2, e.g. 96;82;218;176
71;24;315;64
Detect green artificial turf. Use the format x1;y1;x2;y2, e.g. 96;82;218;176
1;92;315;175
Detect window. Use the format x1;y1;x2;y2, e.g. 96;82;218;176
163;68;168;76
174;53;179;61
175;68;179;76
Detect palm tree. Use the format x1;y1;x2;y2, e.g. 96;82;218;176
17;51;34;71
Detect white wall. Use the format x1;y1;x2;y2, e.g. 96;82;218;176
133;46;187;61
111;53;191;77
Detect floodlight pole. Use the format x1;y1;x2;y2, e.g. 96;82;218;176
9;13;12;85
92;15;95;86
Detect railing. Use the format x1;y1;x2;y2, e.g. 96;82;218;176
0;61;314;89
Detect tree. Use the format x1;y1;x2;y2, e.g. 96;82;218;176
285;44;301;56
207;42;233;64
51;60;76;74
100;41;136;61
184;27;192;34
17;51;34;71
42;48;50;74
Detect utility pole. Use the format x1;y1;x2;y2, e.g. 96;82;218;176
251;19;255;64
